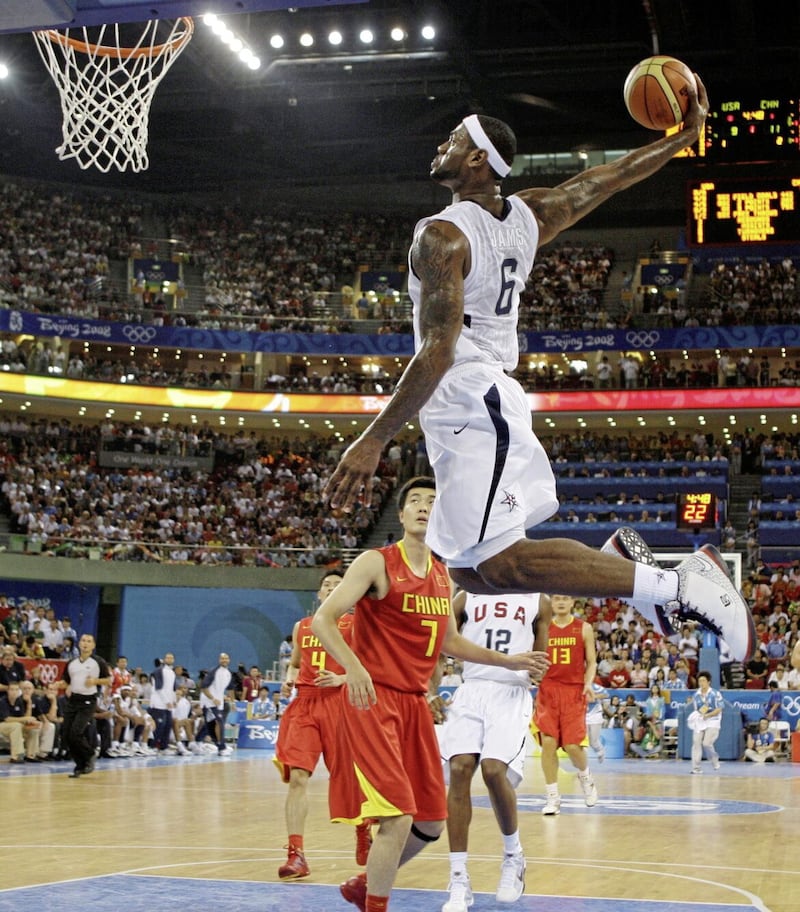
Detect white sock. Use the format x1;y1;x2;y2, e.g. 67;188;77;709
578;767;591;780
631;564;679;630
449;852;468;877
502;831;522;855
545;783;559;799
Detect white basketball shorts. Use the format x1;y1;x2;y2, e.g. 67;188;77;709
419;361;558;567
439;679;533;788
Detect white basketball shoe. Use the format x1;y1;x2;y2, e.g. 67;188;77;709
442;873;474;912
496;851;526;904
601;528;755;663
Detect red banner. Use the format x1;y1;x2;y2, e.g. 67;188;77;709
19;657;67;685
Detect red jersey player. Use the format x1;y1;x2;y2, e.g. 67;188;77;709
312;476;548;912
274;570;372;879
533;593;599;815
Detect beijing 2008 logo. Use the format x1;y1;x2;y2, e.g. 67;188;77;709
123;325;157;344
625;330;660;348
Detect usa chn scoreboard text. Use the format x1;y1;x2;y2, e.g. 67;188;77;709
687;177;800;245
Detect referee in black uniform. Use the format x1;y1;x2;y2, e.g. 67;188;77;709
61;634;111;778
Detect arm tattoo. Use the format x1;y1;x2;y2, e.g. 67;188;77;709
412;224;465;340
367;224;462;442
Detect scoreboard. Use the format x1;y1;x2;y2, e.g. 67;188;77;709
671;96;800;161
676;492;717;531
687;176;800;245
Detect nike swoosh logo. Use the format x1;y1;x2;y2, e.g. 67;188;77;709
396;577;409;582
453;422;469;434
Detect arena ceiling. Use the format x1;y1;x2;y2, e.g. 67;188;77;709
0;0;797;192
0;0;798;436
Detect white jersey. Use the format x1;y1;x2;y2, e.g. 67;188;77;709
458;592;540;685
173;695;193;722
408;195;539;372
149;664;176;710
200;665;232;708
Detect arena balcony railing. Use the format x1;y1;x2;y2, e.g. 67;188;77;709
0;534;363;568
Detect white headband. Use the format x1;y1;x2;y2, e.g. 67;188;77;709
461;114;512;178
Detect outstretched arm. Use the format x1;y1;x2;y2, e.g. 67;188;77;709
441;611;550;679
324;221;467;511
517;74;709;246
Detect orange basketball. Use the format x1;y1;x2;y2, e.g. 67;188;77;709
623;55;696;131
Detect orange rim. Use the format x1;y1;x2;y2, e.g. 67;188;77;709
39;16;194;59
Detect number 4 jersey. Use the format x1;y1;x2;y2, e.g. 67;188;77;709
459;592;541;686
294;613;352;692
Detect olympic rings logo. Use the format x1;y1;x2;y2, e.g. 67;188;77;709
34;662;62;684
781;695;800;717
653;274;675;285
625;330;660;348
123;325;157;344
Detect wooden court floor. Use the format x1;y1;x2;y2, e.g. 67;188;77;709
0;749;798;912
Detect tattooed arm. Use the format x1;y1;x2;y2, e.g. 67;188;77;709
519;74;708;246
325;220;467;511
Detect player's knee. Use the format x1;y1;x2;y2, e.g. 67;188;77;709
476;546;530;591
449;753;478;782
449;565;499;595
411;820;444;842
288;767;310;787
480;758;507;786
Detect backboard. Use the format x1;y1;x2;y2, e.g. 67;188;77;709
0;0;365;35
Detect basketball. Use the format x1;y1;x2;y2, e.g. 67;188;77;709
623;55;696;131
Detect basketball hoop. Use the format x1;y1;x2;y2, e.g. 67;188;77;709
33;18;194;173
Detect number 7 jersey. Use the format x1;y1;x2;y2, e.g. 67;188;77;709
352;541;452;694
407;195;539;372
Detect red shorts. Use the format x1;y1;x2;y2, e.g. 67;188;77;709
329;684;446;824
273;687;342;781
534;681;586;748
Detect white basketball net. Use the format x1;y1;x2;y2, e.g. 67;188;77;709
32;18;194;173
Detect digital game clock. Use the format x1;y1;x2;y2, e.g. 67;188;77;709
676;492;717;531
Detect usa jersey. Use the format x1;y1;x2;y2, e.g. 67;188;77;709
408;196;539;372
352;541;451;693
295;613;352;692
458;592;539;686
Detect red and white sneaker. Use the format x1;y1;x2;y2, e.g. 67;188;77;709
603;528;755;661
601;526;676;635
340;873;367;912
601;525;660;567
278;846;310;880
672;545;756;664
355;820;372;866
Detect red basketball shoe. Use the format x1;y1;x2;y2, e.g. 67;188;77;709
278;846;310;880
340;873;367;912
